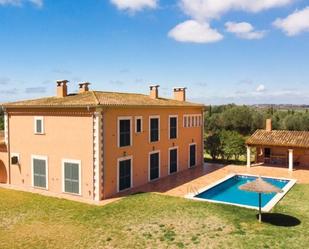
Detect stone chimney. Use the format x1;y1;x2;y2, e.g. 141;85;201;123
266;118;272;131
149;85;159;99
173;87;186;101
79;82;91;93
56;80;68;98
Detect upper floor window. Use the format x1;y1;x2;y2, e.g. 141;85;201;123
34;117;44;134
135;117;142;133
169;116;178;139
118;117;132;147
150;116;159;142
183;114;202;128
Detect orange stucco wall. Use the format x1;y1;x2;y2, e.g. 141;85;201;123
102;107;204;198
2;105;204;201
7;108;95;199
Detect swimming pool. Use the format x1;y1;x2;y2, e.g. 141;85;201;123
187;174;296;212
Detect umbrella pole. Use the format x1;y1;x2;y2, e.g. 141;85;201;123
258;193;262;223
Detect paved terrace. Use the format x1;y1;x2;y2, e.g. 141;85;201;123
1;163;309;206
115;163;309;200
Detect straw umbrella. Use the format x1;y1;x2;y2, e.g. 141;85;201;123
239;177;283;223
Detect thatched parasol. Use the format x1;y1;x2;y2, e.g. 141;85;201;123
239;177;283;222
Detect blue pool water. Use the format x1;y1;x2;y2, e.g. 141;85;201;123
195;175;289;208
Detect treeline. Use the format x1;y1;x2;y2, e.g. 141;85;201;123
204;104;309;161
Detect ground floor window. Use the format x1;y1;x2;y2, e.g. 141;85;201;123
32;156;47;189
119;158;132;191
189;144;196;168
169;148;178;174
63;160;81;195
149;152;160;181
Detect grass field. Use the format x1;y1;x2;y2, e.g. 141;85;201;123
1;185;309;249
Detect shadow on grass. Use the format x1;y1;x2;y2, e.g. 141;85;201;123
257;213;301;227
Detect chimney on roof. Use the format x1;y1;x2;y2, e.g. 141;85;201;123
173;87;187;101
79;82;91;93
266;118;272;131
149;85;159;99
56;80;68;98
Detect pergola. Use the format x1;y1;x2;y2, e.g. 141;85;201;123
246;123;309;172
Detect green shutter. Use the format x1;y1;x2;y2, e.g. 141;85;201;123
33;158;46;188
64;162;80;194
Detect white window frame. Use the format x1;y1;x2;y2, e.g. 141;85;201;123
31;155;48;190
168;115;178;140
188;143;197;168
148;150;160;182
168;146;179;175
149;115;160;143
34;116;44;134
117;116;133;148
117;155;133;193
135;116;143;133
62;159;82;196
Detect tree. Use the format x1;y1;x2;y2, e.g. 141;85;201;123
205;133;221;160
219;130;246;160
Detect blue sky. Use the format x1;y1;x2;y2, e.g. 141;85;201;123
0;0;309;105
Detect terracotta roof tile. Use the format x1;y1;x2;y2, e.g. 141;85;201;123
246;129;309;149
2;91;204;108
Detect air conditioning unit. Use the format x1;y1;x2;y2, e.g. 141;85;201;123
11;156;19;165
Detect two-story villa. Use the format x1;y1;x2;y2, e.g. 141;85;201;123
0;81;204;202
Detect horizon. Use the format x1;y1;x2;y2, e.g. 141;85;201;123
0;0;309;105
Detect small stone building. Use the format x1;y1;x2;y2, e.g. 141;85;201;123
246;119;309;171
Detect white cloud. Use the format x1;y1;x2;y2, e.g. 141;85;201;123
273;7;309;36
180;0;294;21
225;21;266;39
256;84;266;92
168;20;223;43
0;0;42;7
110;0;157;12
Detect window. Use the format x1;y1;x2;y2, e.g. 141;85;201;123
63;160;81;195
169;148;178;174
183;114;202;128
135;117;142;133
32;156;48;189
169;116;178;139
34;117;44;134
189;144;196;168
150;116;159;142
265;148;271;158
183;116;188;128
118;157;132;191
118;117;132;147
149;151;160;181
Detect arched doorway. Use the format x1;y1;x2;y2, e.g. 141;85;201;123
0;160;7;183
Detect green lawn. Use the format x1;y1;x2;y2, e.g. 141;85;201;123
1;185;309;249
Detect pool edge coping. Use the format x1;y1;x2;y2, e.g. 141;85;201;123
185;173;297;212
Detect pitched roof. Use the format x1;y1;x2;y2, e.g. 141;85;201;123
246;129;309;149
1;91;204;108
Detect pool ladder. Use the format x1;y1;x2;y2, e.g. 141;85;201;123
187;185;199;196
